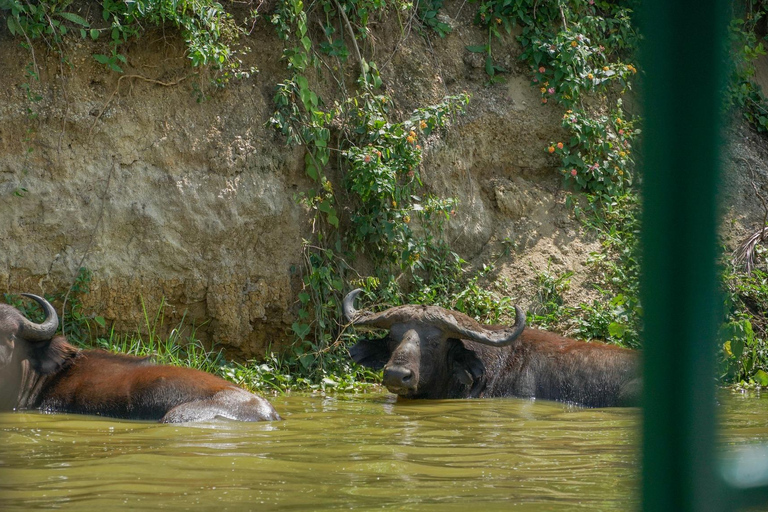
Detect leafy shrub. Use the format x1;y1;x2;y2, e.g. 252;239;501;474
548;102;639;197
726;4;768;133
721;246;768;385
2;0;255;82
526;27;635;107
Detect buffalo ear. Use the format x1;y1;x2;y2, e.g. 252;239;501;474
349;337;391;370
448;339;485;393
28;336;77;374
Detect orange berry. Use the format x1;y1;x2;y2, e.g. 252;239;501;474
571;40;578;47
557;142;564;149
548;146;555;153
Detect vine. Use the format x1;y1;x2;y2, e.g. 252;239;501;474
268;0;517;382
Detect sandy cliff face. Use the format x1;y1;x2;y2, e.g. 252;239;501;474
1;4;766;357
0;27;308;356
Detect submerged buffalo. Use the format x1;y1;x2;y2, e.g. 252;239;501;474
0;294;280;422
344;289;640;407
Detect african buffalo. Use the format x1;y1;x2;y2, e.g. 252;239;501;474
0;294;280;422
344;289;641;407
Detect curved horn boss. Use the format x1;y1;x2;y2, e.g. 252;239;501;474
343;288;525;346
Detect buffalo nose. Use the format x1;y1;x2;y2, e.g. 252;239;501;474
383;366;414;390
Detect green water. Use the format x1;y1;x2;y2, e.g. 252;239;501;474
1;391;767;511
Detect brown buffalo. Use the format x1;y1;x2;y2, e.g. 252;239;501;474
0;294;280;422
344;289;641;407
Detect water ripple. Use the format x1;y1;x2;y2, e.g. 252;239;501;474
0;392;764;510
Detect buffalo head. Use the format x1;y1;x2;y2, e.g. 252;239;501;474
344;289;525;398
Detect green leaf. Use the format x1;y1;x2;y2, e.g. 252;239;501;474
93;54;110;64
7;15;21;37
466;44;488;53
317;149;329;166
90;29;99;40
94;316;106;328
485;55;495;76
58;12;89;27
304;153;318;180
292;322;311;340
755;370;768;387
744;319;755;341
318;199;334;214
608;322;627;338
299;353;314;369
731;336;745;359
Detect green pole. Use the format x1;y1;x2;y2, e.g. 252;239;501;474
639;0;727;511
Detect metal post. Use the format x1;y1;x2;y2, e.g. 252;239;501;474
639;0;727;511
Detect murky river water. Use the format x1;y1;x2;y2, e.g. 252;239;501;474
1;391;767;511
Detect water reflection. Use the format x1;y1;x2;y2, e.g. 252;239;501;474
0;392;765;511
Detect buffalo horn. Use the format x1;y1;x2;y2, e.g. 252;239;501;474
435;305;526;347
343;288;406;329
343;288;365;323
17;293;59;342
